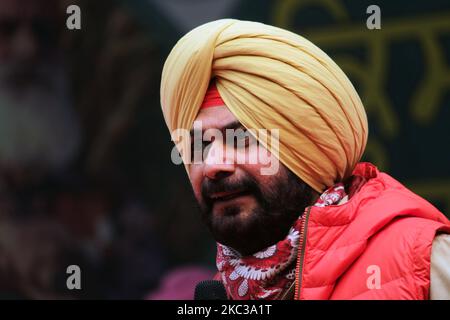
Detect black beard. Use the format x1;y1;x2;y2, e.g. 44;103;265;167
198;168;315;256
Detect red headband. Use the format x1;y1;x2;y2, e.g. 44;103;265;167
200;81;225;109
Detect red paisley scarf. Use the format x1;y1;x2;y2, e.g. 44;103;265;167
216;182;348;300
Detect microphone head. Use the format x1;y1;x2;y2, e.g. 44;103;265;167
194;280;227;300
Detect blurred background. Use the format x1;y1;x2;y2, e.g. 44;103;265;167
0;0;448;299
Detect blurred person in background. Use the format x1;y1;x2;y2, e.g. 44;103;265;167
0;0;81;187
0;0;98;299
0;0;172;299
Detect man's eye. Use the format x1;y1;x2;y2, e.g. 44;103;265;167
191;140;203;152
191;140;211;161
230;131;254;148
190;140;200;160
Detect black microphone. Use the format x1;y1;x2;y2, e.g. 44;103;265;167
194;280;228;300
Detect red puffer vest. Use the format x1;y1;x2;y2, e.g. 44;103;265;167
295;162;450;299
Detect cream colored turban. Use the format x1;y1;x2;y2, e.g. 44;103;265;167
160;19;368;192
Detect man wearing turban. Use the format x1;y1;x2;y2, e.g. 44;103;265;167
160;19;450;300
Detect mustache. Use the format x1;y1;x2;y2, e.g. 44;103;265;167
201;175;260;203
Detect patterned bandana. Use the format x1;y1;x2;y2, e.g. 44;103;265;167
216;182;348;300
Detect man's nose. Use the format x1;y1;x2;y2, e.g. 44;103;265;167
203;140;236;180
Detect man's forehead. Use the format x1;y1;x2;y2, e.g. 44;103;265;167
192;105;240;131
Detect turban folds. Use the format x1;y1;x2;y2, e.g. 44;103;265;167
160;19;368;192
